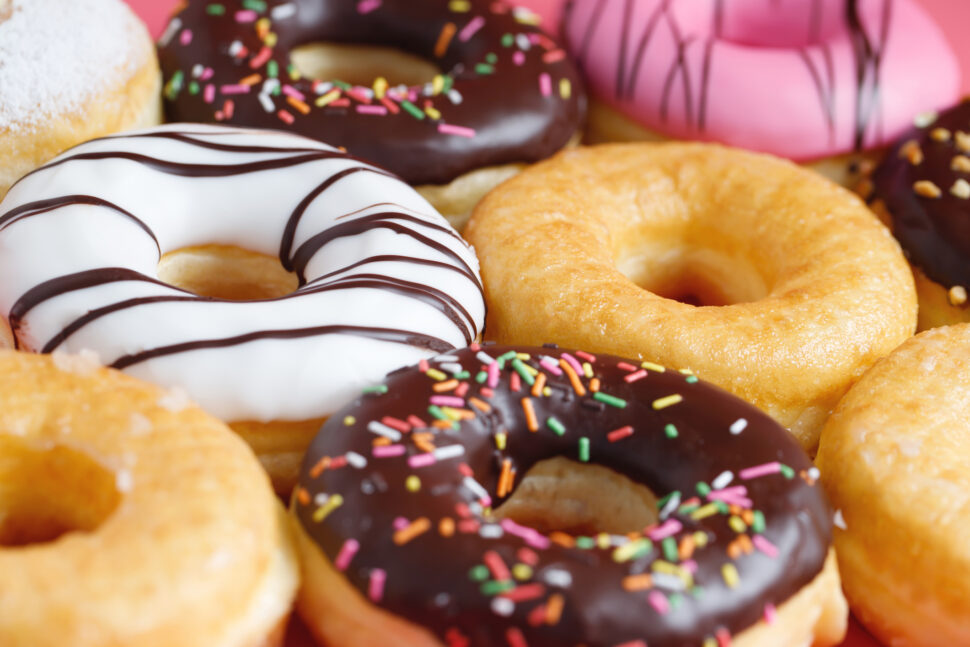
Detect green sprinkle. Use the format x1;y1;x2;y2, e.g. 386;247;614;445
670;593;685;609
266;60;279;78
188;81;200;95
593;392;627;408
696;482;711;496
400;100;426;120
691;586;705;599
662;536;678;562
486;52;498;64
780;464;795;479
206;4;226;15
469;565;489;581
685;375;699;384
242;0;266;11
428;405;448;421
475;63;495;75
546;417;565;436
678;503;699;515
475;371;488;384
752;510;766;534
287;63;300;80
714;500;729;514
575;536;595;549
332;79;352;90
442;75;455;92
664;423;679;438
498;350;518;362
362;384;388;395
454;371;471;380
511;358;535;385
658;490;680;508
501;33;514;47
480;580;515;595
578;437;590;462
164;70;185;101
612;538;651;562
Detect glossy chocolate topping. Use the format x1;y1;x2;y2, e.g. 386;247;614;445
295;344;832;646
157;0;586;186
871;100;970;292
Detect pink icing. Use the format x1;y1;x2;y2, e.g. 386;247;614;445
564;0;961;160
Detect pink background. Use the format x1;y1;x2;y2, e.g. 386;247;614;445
122;1;963;646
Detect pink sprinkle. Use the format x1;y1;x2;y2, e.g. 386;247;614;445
513;51;526;66
419;359;430;372
707;485;748;499
380;97;400;114
740;462;782;480
617;362;638;371
357;0;382;13
356;105;388;115
753;535;779;558
624;369;648;383
393;517;409;530
381;416;411;433
372;444;406;458
484;550;511;581
408;453;436;468
203;84;216;103
560;352;583;375
615;642;648;647
539;358;563;376
235;9;258;22
459;16;486;42
249;46;273;70
346;87;372;104
575;351;597;362
648;590;670;615
368;568;386;602
455;382;469;397
707;493;753;508
501;519;551;549
543;49;567;63
430;395;465;407
529;34;543;45
682;559;698;573
223;100;235;119
179;29;193;45
200;67;215;81
539;73;552;97
648;518;682;540
282;85;305;101
487;361;500;388
334;539;359;571
220;84;251;95
277;109;294;124
458;519;481;533
437;123;477;138
407;414;427;429
763;603;777;625
517;547;539;566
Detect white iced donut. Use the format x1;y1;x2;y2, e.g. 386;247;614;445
0;124;485;489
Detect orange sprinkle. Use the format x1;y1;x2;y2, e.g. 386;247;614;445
498;458;513;498
372;436;392;447
435;22;458;58
742;510;754;525
439;517;455;537
589;377;601;393
449;408;476;420
531;372;547;397
432;419;454;430
549;531;575;548
469;396;491;412
287;96;311;115
295;487;310;506
678;535;696;561
728;540;742;560
239;73;262;86
522;398;538;431
545;594;565;625
622;574;653;591
394;517;431;545
433;379;460;393
309;455;331;478
738;534;754;555
559;360;586;396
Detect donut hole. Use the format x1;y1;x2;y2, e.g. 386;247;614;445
290;42;441;88
492;456;658;535
0;438;120;547
617;245;769;307
157;244;299;301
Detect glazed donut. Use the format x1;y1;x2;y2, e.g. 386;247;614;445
0;123;485;491
464;143;916;452
0;0;161;199
292;343;847;647
817;324;970;646
865;100;970;331
563;0;959;186
157;0;586;229
0;349;297;647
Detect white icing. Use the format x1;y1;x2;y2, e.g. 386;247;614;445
0;124;485;422
0;0;150;132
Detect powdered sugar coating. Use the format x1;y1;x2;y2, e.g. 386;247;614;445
0;0;150;132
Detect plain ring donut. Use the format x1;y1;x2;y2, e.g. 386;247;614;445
292;344;846;647
0;349;297;647
0;123;485;490
464;143;916;452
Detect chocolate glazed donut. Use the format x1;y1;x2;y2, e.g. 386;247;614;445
157;0;586;186
293;344;836;646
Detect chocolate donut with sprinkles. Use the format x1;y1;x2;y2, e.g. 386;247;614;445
157;0;586;229
292;344;847;647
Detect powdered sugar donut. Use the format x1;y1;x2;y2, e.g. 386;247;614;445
0;124;485;490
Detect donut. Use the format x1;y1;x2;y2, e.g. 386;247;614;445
157;0;587;229
0;123;485;491
291;343;847;647
0;0;161;199
0;349;297;647
464;143;917;453
562;0;960;187
864;100;970;330
817;324;970;646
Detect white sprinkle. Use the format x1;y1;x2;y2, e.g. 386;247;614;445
447;89;463;105
345;452;368;469
191;64;205;79
652;572;688;591
115;469;133;492
476;351;495;365
729;418;748;435
515;33;532;50
51;348;102;376
462;476;490;501
491;597;515;616
315;81;333;95
270;2;297;19
712;470;734;490
433;354;460;363
158;17;182;47
128;412;153;436
158;386;191;412
258;93;275;112
543;568;572;588
807;467;820;481
433;445;466;461
228;40;244;57
314;492;330;506
367;421;402;442
479;524;504;539
834;509;847;530
262;78;281;94
659;491;681;520
439;362;464;375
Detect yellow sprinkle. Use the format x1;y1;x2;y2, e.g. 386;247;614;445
542;386;552;397
678;368;694;375
582;362;593;378
373;76;388;99
703;639;718;647
722;563;740;588
425;105;442;120
641;361;666;372
516;353;531;360
559;78;571;99
432;74;446;95
596;533;611;549
312;494;343;522
652;394;683;410
425;368;447;381
448;0;470;11
264;32;278;47
343;415;355;426
693;531;709;547
651;560;679;575
691;503;720;520
512;564;533;580
493;431;507;450
728;515;747;533
406;475;421;492
315;88;342;107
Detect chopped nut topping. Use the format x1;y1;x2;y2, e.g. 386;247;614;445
952;155;970;173
948;285;968;307
914;111;938;128
914;180;942;198
956;131;970;153
951;178;970;199
899;139;923;165
931;127;952;142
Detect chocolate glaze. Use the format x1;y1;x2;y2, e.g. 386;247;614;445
871;100;970;291
157;0;586;186
295;344;832;646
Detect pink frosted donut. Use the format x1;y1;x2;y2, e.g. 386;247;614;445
564;0;960;164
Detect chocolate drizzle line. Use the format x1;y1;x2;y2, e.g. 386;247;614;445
2;127;484;365
295;345;833;646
